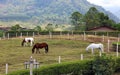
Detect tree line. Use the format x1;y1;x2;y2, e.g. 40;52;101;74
70;7;120;31
6;7;120;33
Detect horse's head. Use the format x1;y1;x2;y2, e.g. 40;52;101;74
32;48;35;54
21;39;25;46
32;45;35;54
86;44;92;51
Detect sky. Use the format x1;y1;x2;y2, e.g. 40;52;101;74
87;0;120;13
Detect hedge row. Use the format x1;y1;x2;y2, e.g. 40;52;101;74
7;60;93;75
7;55;120;75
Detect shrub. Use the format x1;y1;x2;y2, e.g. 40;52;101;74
7;60;93;75
7;54;120;75
115;57;120;72
92;54;115;75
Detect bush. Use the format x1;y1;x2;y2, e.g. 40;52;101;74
115;57;120;72
7;60;93;75
7;55;120;75
92;54;115;75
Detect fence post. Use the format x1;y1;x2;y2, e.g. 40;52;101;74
81;54;83;60
6;63;8;75
33;32;34;37
108;39;110;52
3;33;5;39
94;32;96;36
27;32;28;36
116;43;119;57
83;31;86;40
102;35;104;42
60;31;62;39
30;56;33;75
16;33;17;37
49;31;52;39
67;32;70;39
21;33;22;38
72;31;73;35
58;56;61;63
7;33;9;39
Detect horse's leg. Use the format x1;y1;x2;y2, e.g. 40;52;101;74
91;48;94;54
38;49;40;54
36;49;40;54
36;49;38;54
30;41;32;46
25;42;27;46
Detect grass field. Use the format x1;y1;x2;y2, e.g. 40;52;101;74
0;35;119;75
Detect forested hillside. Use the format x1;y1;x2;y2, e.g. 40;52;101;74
0;0;119;26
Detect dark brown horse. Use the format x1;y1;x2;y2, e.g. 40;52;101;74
32;43;49;54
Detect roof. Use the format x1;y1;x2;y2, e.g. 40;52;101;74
88;26;116;32
0;27;11;31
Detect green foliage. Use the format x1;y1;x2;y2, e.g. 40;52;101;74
70;11;85;31
84;7;101;30
0;0;119;25
33;26;41;32
0;30;4;37
7;60;93;75
84;7;116;31
92;54;115;75
113;23;120;31
45;23;54;31
115;57;120;72
11;24;22;31
112;42;120;45
4;52;120;75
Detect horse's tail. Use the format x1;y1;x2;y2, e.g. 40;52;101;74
32;44;36;54
45;44;49;53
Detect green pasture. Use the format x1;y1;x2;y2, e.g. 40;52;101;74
0;37;118;75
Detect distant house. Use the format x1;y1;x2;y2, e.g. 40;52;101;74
87;26;117;32
0;27;11;31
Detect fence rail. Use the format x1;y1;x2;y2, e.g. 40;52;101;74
2;31;120;39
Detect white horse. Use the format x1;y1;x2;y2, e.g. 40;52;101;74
21;37;34;46
86;43;104;54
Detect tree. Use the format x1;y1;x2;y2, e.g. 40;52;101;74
84;7;116;31
11;24;22;31
45;23;54;31
34;26;41;32
70;11;83;31
112;23;120;31
84;7;100;30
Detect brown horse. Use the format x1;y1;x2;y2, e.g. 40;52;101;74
32;43;49;54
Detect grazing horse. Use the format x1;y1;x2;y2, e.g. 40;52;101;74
86;43;104;54
21;37;34;46
32;43;49;54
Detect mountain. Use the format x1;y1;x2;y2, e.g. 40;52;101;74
0;0;119;26
113;10;120;20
